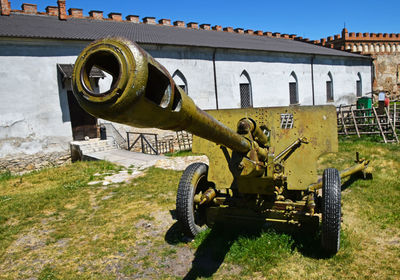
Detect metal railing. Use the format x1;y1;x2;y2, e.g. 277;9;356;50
127;132;175;155
102;122;127;149
127;131;191;155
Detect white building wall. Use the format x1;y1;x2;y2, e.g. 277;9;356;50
0;39;87;157
143;44;217;110
0;38;372;157
215;50;314;108
313;57;372;106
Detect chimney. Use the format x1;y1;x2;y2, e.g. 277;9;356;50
143;17;156;24
68;8;83;18
173;20;185;27
289;34;296;39
200;24;211;30
126;15;139;22
158;18;171;25
273;32;281;38
187;22;198;29
255;30;263;36
89;10;103;20
0;0;11;16
22;3;37;14
282;34;289;39
245;29;254;35
264;31;272;37
57;0;67;20
234;28;244;34
212;25;222;31
108;12;122;21
334;34;340;40
223;27;233;32
46;6;58;16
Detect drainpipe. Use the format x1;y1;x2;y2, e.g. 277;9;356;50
311;55;315;105
370;57;374;102
213;49;219;109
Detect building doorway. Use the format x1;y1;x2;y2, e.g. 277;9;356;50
66;90;98;140
58;64;104;141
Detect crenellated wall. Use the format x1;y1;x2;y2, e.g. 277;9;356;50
313;28;400;56
312;28;400;99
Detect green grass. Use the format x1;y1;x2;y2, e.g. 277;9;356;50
0;140;399;279
0;170;12;182
0;161;182;279
164;149;203;157
226;229;294;271
189;139;400;278
38;265;59;280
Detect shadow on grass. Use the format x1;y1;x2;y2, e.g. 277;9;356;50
182;224;247;280
165;219;334;280
341;173;373;191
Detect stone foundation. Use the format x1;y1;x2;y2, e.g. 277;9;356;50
0;151;71;174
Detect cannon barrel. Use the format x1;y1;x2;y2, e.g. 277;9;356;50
72;38;251;153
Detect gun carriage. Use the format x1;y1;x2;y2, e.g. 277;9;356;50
72;38;371;255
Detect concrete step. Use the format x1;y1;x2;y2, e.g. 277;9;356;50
70;138;118;161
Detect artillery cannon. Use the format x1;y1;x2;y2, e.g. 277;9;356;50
72;38;371;255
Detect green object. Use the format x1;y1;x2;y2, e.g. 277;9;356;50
356;97;372;116
357;97;372;109
72;38;372;255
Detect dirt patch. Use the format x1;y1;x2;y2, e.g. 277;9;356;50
89;169;146;186
155;155;209;171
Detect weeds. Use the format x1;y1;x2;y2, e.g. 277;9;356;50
0;170;12;182
164;150;202;157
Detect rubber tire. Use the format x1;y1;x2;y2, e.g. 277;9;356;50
321;168;341;255
176;162;209;237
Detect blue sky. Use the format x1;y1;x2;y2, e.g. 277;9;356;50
10;0;400;40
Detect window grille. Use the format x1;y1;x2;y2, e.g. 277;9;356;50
240;83;252;108
326;81;334;102
289;82;298;104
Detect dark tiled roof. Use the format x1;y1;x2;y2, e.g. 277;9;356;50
0;14;369;59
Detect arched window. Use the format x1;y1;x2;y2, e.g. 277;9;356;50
356;73;362;97
289;71;298;105
239;70;253;108
172;70;188;94
326;72;334;102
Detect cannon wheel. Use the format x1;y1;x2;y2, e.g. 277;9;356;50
176;162;209;237
321;168;341;255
